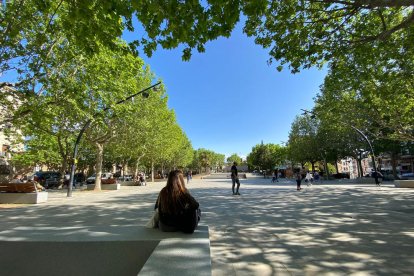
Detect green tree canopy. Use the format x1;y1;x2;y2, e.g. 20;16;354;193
247;142;285;172
3;0;413;80
226;153;242;165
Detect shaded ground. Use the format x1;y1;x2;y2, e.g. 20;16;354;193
1;175;413;275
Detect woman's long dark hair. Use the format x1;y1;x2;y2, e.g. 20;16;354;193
158;170;189;214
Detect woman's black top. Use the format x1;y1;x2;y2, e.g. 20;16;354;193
155;190;200;233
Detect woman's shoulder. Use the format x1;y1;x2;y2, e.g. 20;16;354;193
183;192;199;207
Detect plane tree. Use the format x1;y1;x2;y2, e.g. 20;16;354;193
287;115;321;171
3;0;413;85
226;154;243;165
247;142;285;175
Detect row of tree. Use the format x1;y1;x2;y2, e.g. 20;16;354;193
3;42;198;188
284;1;414;177
0;2;230;188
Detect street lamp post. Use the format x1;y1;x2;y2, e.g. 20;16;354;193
349;126;379;185
67;82;161;197
300;109;380;185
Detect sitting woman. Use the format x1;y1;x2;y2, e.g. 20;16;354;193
155;170;201;233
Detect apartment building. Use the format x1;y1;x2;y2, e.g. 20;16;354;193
0;83;25;179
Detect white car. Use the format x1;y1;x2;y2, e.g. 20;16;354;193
86;173;113;184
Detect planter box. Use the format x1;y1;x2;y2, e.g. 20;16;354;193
0;182;48;204
394;180;414;188
119;181;138;186
87;184;121;190
0;192;48;204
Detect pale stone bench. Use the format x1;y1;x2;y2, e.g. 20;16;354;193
0;225;211;276
138;226;211;275
0;182;48;204
394;180;414;188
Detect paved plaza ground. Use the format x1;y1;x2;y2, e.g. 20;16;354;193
1;174;414;275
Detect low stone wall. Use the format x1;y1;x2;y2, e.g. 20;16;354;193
394;180;414;188
118;180;138;186
87;183;121;190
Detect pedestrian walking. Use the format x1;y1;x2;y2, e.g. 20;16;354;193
305;171;313;186
275;169;279;182
313;171;320;183
231;162;241;195
295;171;302;191
186;170;192;184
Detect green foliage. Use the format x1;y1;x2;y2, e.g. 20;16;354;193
4;0;412;77
247;142;286;171
314;36;414;142
6;35;192;176
287;115;320;165
191;148;225;172
243;1;414;72
226;153;242;165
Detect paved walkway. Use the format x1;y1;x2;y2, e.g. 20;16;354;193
1;174;414;275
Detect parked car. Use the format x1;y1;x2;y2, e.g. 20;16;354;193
34;171;61;188
118;175;133;181
400;172;414;180
86;173;113;184
64;173;86;186
332;172;350;179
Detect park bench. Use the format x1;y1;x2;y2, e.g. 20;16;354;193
0;182;48;204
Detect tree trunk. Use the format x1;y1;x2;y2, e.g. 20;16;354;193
58;156;68;189
151;160;155;183
326;162;330;179
357;158;361;178
324;159;330;180
335;161;339;174
391;152;398;178
311;161;315;172
133;155;144;180
94;142;104;191
134;161;139;180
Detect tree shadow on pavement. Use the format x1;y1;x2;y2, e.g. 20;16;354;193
191;184;414;275
1;183;413;275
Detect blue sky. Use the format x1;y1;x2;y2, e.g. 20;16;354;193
127;23;327;158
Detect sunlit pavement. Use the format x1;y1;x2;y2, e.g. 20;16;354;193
1;174;414;275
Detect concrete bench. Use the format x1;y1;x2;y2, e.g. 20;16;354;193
139;226;211;275
394;180;414;188
0;225;211;276
0;182;48;204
